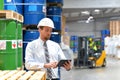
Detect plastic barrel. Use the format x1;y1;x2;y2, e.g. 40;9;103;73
24;0;46;25
105;29;110;35
47;15;61;30
70;41;74;48
50;33;61;43
74;41;78;47
17;22;23;68
23;30;39;63
0;20;17;70
101;41;104;50
4;0;23;15
70;36;75;41
0;0;4;10
101;30;106;35
71;36;78;41
23;30;40;41
47;0;63;4
47;6;62;15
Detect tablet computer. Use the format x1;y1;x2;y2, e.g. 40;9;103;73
57;60;71;67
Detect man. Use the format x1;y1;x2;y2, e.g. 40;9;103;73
89;38;97;52
88;38;97;57
25;18;71;80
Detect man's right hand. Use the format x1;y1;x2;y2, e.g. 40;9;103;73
44;62;58;68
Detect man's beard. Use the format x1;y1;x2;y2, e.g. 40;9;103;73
45;36;50;41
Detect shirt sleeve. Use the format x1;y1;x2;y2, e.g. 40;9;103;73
25;42;44;70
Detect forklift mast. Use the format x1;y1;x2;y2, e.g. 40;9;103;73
77;37;89;67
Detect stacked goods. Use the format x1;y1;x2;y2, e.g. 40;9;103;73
0;10;23;70
70;36;78;53
47;0;63;43
109;21;120;36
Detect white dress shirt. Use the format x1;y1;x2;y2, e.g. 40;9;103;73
25;37;66;78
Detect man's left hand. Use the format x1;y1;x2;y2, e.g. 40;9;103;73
63;61;71;71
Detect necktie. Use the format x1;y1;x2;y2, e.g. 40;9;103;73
44;42;52;79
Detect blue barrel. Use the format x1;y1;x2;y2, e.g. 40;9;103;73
101;30;106;35
50;33;61;43
4;0;23;15
101;35;106;40
23;30;40;41
47;0;63;4
24;13;45;25
24;0;45;25
24;0;45;3
74;36;78;41
47;15;61;30
74;41;78;47
23;30;39;62
105;29;110;35
47;6;62;15
70;36;75;41
101;41;104;50
70;36;78;41
71;48;78;53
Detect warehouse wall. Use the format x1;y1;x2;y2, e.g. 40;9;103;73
66;19;109;37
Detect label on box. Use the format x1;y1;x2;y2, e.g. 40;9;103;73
12;40;17;49
42;5;46;13
28;5;37;11
0;40;6;50
18;40;22;48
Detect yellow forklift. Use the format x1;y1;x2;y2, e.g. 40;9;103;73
76;37;106;68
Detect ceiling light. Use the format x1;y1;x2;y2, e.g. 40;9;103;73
81;11;90;15
94;9;100;13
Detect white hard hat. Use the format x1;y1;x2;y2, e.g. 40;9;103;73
37;18;54;28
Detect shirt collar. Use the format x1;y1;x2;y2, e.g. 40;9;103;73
39;37;44;46
39;37;48;46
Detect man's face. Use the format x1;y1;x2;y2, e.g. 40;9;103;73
39;26;52;41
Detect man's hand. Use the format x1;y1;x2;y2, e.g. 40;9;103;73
63;61;71;71
44;62;58;68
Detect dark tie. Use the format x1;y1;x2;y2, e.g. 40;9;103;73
44;42;52;79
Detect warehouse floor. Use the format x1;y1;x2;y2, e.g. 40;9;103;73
61;56;120;80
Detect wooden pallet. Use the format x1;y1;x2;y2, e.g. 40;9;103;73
47;3;63;7
0;70;46;80
17;14;24;23
0;10;18;20
23;24;38;30
0;10;23;23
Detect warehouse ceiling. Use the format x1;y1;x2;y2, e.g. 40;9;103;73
63;0;120;22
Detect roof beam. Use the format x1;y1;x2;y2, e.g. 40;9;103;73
63;0;120;8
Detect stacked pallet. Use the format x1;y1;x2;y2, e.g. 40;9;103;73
0;70;46;80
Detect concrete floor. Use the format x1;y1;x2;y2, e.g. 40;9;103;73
61;56;120;80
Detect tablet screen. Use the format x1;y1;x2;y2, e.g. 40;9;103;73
57;60;71;67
